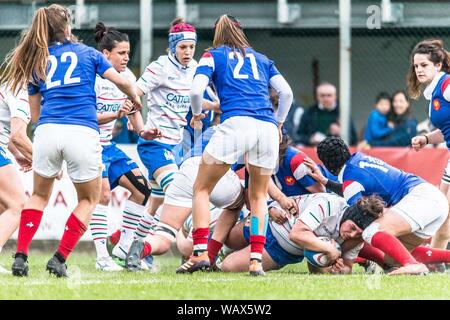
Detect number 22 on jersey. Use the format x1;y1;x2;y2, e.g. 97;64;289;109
228;52;260;80
46;52;81;89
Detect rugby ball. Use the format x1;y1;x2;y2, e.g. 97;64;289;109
304;237;341;268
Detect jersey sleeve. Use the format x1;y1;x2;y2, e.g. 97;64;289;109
289;152;315;188
298;196;327;231
136;60;165;94
268;59;280;79
6;89;30;123
342;179;365;205
91;48;113;76
27;82;39;96
195;51;215;80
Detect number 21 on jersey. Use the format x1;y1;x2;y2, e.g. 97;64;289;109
46;52;81;89
228;52;259;80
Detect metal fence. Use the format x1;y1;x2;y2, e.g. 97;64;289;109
1;1;450;142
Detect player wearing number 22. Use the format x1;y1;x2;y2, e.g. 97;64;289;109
176;15;293;276
0;4;140;277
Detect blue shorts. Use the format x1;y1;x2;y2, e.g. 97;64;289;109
243;224;304;268
101;143;138;189
137;139;176;180
0;147;12;167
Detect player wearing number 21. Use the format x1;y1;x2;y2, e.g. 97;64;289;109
0;4;141;277
176;15;293;276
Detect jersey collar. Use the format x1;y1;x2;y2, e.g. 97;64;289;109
168;52;193;71
424;71;446;100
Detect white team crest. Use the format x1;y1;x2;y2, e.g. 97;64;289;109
164;149;175;161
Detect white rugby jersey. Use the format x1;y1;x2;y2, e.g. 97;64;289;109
0;85;30;148
95;68;136;145
269;193;362;260
136;53;197;145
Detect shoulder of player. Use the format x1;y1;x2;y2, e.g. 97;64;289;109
122;68;137;82
144;55;169;74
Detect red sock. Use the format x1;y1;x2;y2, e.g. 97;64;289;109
354;257;367;264
192;228;209;256
207;239;223;264
109;229;121;245
370;232;417;266
250;235;266;262
359;243;386;267
141;241;152;258
57;213;87;260
16;209;44;256
411;246;450;264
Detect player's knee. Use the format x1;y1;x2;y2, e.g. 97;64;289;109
156;170;176;193
124;171;151;206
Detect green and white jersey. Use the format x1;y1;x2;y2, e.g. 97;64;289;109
136;53;197;145
270;193;352;256
95;68;136;145
0;85;30;148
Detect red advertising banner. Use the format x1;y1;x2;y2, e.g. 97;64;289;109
298;147;450;186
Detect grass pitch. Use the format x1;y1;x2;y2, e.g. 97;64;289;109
0;252;449;300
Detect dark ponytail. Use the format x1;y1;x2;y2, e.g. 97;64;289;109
94;22;129;52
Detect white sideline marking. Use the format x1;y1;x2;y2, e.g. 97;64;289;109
0;277;253;286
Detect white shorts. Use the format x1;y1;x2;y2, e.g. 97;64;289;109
204;116;279;170
391;183;449;238
441;158;450;185
164;156;243;209
33;124;102;183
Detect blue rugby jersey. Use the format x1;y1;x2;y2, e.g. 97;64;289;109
272;146;317;197
340;152;423;206
28;41;112;131
427;72;450;148
195;46;279;126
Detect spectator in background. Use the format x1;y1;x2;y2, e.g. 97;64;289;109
360;90;417;148
296;82;357;146
361;92;393;146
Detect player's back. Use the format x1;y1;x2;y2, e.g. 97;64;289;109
29;41;111;131
201;46;278;125
343;152;424;206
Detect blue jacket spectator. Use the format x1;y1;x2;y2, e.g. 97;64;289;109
364;92;393;144
370;90;417;147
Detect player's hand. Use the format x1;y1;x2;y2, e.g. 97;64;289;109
190;113;206;129
268;207;287;224
211;101;222;114
277;196;298;216
117;102;133;119
330;258;345;274
325;241;341;264
411;135;427;151
129;93;142;112
303;157;328;185
15;155;32;172
139;128;162;140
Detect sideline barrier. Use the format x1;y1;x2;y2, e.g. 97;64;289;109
298;146;449;186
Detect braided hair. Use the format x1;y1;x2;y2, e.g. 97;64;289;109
317;136;351;176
